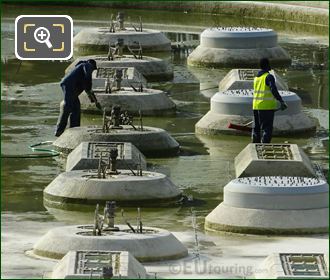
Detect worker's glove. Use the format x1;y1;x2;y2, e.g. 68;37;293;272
87;95;95;103
95;101;102;111
86;90;96;103
280;102;288;111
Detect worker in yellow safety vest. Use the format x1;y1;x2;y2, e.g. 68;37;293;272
252;58;288;143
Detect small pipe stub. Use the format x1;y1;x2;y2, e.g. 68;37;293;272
109;148;119;175
116;38;125;57
104;201;117;228
117;12;125;30
110;105;123;129
94;201;119;235
114;68;123;90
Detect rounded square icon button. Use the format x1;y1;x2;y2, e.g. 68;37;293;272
15;15;73;60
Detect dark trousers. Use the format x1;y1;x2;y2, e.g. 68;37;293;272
252;110;275;143
55;86;80;137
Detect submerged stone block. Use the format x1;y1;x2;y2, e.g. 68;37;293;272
33;224;188;262
66;142;147;172
219;69;288;92
235;143;316;178
254;253;329;279
205;176;329;234
188;27;291;68
51;250;148;279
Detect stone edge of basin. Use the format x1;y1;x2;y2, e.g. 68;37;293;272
88;1;328;26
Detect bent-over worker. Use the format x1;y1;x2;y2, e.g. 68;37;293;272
55;59;102;137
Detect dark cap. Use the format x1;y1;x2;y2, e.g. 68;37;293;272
87;59;97;70
259;58;272;71
259;58;271;71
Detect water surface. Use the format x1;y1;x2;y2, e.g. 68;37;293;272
1;4;329;278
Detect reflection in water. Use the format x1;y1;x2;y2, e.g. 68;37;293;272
284;43;329;110
195;134;250;160
1;59;70;85
1;4;329;279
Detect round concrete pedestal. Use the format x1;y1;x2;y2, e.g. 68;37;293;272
80;87;176;116
44;169;182;209
195;90;317;136
53;125;180;157
73;27;171;54
66;55;173;82
205;176;329;235
187;27;291;68
33;224;188;261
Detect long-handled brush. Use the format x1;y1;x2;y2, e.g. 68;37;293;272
227;120;253;132
228;108;282;132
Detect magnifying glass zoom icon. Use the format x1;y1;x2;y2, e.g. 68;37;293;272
34;27;53;49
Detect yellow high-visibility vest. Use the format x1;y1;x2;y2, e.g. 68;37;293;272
253;72;277;110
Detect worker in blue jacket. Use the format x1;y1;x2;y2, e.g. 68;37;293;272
55;59;102;137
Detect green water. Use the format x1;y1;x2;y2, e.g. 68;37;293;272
1;4;329;279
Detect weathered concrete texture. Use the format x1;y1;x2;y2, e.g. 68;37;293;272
33;224;188;261
51;250;148;279
66;55;173;82
235;143;316;178
43;169;182;208
73;27;171;54
223;177;328;210
195;90;317;136
201;27;278;49
195;111;316;136
188;27;291;68
53;125;180;157
80;87;176;116
92;67;147;89
219;69;288;92
205;177;329;235
188;45;291;68
205;204;329;235
254;253;329;279
66;142;147;172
